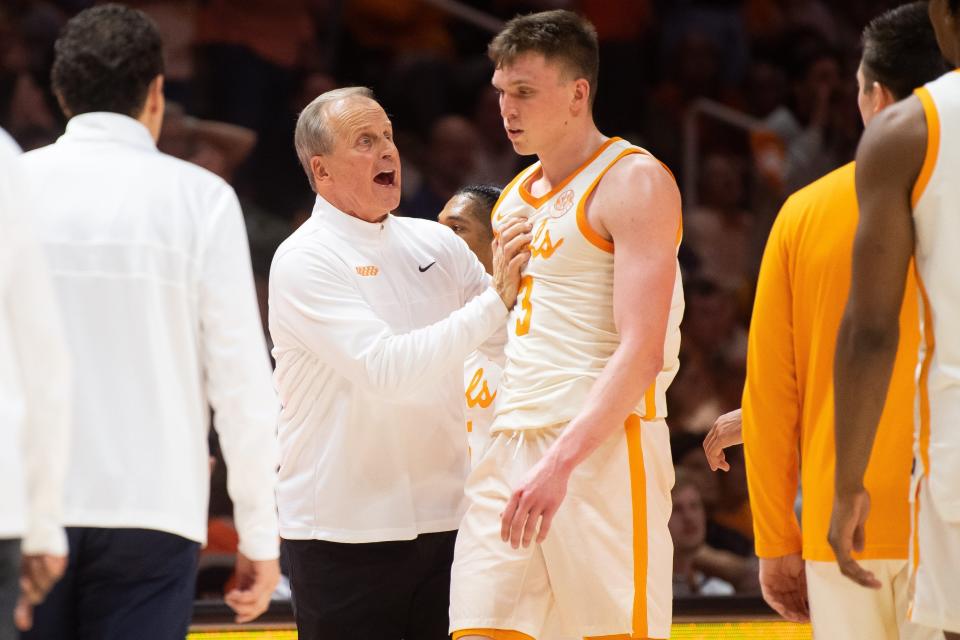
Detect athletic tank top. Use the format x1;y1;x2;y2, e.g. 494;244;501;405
912;70;960;520
490;137;684;432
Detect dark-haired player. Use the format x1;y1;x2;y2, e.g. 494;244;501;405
831;0;960;637
439;185;504;463
18;5;280;638
735;3;948;638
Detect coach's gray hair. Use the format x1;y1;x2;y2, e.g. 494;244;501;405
294;86;375;191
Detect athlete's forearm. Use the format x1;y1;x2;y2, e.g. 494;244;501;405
833;316;900;494
550;339;662;472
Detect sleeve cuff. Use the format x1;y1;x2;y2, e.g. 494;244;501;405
480;286;510;318
22;525;68;557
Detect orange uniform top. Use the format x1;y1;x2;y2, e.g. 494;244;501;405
742;162;919;562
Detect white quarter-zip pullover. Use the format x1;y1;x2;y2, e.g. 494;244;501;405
269;196;507;542
0;129;71;555
19;113;279;560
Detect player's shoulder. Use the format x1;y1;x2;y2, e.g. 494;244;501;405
775;162;856;242
787;162;856;213
598;147;678;200
860;95;928;163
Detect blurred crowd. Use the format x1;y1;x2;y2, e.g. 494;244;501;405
1;0;908;602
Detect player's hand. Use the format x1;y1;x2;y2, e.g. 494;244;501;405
758;554;809;623
492;216;532;309
703;409;743;472
828;487;881;589
224;553;280;624
20;554;66;604
501;451;571;548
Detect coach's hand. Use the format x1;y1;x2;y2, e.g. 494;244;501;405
492;216;532;309
19;553;66;605
828;487;882;589
501;451;571;549
758;554;809;623
225;553;280;624
703;409;743;472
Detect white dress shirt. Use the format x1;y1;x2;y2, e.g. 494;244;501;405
0;128;71;555
269;196;507;542
19;113;279;560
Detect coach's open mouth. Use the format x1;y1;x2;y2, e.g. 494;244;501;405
374;170;397;187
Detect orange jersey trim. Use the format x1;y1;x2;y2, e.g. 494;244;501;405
518;137;623;209
575;148;645;253
625;414;648;638
452;629;534;640
916;271;935;477
492;166;534;226
912;87;940;208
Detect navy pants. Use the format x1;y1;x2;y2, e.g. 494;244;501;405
283;531;457;640
0;538;20;640
22;528;199;640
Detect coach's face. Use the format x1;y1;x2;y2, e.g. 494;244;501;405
313;97;401;222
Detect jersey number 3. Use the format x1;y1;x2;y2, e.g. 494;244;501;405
516;275;534;336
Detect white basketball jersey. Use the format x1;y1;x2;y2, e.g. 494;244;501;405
464;350;501;465
912;71;960;521
490;137;684;432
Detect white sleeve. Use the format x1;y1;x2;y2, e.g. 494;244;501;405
199;186;279;561
449;233;508;366
269;246;508;400
5;163;71;556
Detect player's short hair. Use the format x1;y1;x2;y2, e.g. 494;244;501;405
861;1;949;100
951;0;960;15
455;184;501;233
489;10;599;105
294;86;375;191
52;4;164;118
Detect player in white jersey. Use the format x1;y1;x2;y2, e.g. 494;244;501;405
830;1;960;637
439;185;504;463
449;10;684;640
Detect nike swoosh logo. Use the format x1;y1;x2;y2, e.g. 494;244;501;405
418;261;437;272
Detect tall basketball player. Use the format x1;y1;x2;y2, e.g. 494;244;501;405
831;1;960;638
449;10;684;640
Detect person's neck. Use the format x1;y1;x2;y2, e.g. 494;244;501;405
535;121;606;191
319;190;388;223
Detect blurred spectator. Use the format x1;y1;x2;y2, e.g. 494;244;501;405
684;153;753;291
673;431;754;559
669;278;746;432
158;101;257;182
400;114;480;219
670;471;735;597
128;0;199;108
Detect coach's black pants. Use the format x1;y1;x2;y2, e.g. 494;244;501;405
283;531;457;640
22;527;199;640
0;538;20;640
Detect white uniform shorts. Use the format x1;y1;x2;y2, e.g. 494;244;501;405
806;559;940;640
910;474;960;633
449;416;674;639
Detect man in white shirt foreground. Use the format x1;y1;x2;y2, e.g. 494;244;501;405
0;130;71;639
269;87;531;639
18;6;280;638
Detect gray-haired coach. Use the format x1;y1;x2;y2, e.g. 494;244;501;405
269;87;531;639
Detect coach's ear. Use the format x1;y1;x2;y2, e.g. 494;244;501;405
310;155;330;187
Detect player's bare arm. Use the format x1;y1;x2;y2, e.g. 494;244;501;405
829;95;926;588
500;152;681;548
